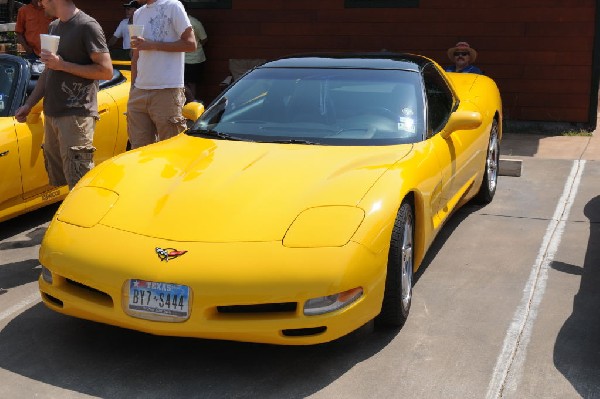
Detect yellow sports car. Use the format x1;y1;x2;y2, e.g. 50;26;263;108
0;54;131;223
39;53;502;345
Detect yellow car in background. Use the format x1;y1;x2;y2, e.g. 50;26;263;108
39;53;502;345
0;54;131;222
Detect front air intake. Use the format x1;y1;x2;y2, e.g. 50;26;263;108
282;326;327;337
42;292;64;308
217;302;297;314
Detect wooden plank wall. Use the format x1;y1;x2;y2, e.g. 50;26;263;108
84;0;596;123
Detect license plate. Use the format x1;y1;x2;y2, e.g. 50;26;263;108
128;279;190;319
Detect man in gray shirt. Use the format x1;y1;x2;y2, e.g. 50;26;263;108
15;0;113;189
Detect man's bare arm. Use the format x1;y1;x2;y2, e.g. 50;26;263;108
131;48;139;88
108;35;119;48
41;50;114;81
16;32;33;54
131;27;196;53
15;70;47;122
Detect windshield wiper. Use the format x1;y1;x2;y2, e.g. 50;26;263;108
266;139;319;145
188;129;245;141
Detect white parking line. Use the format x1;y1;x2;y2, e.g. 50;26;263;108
0;293;41;323
486;159;586;399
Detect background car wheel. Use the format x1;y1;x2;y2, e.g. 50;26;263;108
473;119;499;204
375;200;414;328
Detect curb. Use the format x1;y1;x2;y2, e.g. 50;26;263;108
499;158;522;177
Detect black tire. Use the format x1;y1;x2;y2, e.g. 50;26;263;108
473;119;499;204
375;200;414;328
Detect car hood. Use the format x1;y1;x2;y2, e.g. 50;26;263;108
90;135;412;242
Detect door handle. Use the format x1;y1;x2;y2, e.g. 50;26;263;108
98;107;109;115
0;150;9;157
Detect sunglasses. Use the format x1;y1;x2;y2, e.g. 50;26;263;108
454;52;470;57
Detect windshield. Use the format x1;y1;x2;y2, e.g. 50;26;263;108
190;67;425;145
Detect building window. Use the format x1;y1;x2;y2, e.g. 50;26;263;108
345;0;419;7
185;0;232;9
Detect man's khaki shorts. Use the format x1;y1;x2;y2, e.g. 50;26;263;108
127;87;187;149
43;115;96;189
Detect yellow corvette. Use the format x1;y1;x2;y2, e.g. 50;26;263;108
39;54;502;345
0;54;131;223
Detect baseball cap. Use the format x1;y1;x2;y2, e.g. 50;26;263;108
123;1;140;8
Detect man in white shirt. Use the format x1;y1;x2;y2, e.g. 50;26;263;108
182;2;208;102
107;0;139;58
127;0;196;149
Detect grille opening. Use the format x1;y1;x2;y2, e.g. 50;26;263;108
66;279;113;305
217;302;297;314
282;326;327;337
42;293;64;308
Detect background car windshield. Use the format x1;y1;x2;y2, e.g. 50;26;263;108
192;67;424;145
0;59;19;117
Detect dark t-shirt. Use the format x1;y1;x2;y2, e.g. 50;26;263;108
44;11;108;118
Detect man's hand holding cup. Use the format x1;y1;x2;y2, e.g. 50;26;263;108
39;34;63;70
129;24;145;50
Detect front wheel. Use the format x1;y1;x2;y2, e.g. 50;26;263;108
473;119;499;204
375;200;414;328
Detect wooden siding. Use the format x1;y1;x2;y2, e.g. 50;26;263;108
84;0;596;123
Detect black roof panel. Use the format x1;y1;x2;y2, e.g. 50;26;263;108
260;53;431;72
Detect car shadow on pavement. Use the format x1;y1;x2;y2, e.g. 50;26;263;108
553;195;600;397
0;203;59;242
0;227;47;250
413;201;481;284
0;260;41;295
0;207;55;296
0;304;396;398
500;133;543;158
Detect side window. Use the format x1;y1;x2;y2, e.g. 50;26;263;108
0;61;18;117
423;64;455;136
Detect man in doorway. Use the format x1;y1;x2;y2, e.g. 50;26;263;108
444;41;483;74
107;0;140;60
182;1;208;103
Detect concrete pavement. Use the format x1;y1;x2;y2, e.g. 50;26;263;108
499;124;600;178
501;132;600;161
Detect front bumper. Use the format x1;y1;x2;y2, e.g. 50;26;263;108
39;221;388;345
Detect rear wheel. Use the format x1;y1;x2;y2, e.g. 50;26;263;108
474;119;499;204
375;200;414;327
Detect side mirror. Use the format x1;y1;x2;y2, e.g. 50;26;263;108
182;101;205;123
440;110;482;139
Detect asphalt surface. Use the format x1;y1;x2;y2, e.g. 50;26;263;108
0;132;599;398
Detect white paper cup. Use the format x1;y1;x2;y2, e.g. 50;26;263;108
40;34;60;53
128;24;144;40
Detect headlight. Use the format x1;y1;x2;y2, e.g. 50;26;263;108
304;287;363;315
57;187;119;227
41;266;53;284
283;206;364;248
